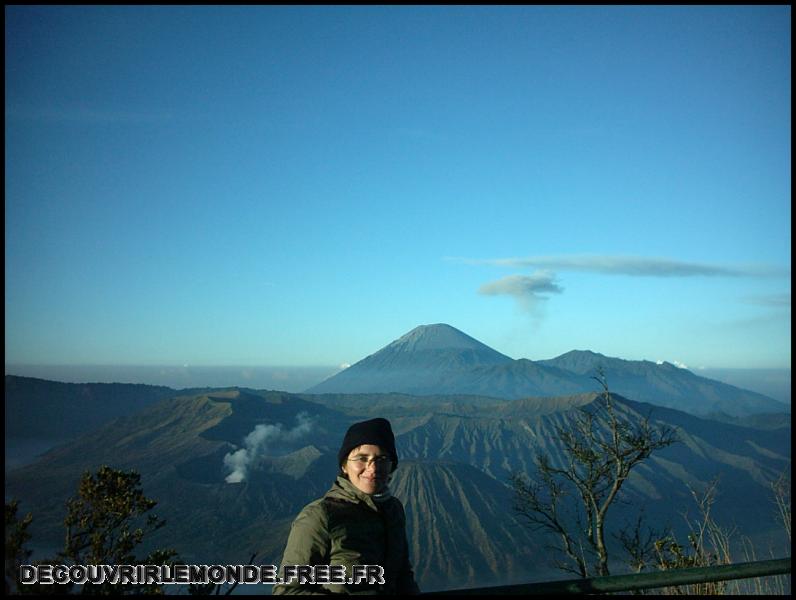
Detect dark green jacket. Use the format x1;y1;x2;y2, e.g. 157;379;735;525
273;476;420;595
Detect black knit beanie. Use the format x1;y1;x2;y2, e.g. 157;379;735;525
337;418;398;473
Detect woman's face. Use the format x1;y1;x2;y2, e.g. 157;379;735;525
341;444;392;495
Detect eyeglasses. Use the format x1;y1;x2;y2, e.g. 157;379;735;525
347;455;393;468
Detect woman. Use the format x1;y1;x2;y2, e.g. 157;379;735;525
273;418;420;595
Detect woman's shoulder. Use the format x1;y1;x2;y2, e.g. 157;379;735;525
292;496;332;527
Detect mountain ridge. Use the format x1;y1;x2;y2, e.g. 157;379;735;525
6;385;790;591
307;324;788;417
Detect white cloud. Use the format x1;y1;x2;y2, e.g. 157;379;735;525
655;359;689;369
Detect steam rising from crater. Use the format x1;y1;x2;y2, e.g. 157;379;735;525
224;412;314;483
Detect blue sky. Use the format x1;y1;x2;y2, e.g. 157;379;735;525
5;6;791;373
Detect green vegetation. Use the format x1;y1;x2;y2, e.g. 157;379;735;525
5;466;178;595
5;501;34;594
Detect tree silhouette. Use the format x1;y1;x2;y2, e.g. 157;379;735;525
6;465;178;595
5;501;34;595
510;368;679;577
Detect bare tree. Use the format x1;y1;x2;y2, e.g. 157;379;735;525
615;509;666;574
652;478;735;594
771;469;791;543
510;368;679;577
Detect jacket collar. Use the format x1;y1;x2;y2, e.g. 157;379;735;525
327;475;383;511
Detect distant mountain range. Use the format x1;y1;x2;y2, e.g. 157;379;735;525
5;385;791;591
4;376;180;441
307;324;789;418
4;324;791;591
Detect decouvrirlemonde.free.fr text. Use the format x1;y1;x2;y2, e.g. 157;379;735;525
20;564;385;586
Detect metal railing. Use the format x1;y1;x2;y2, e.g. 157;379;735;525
423;557;791;595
